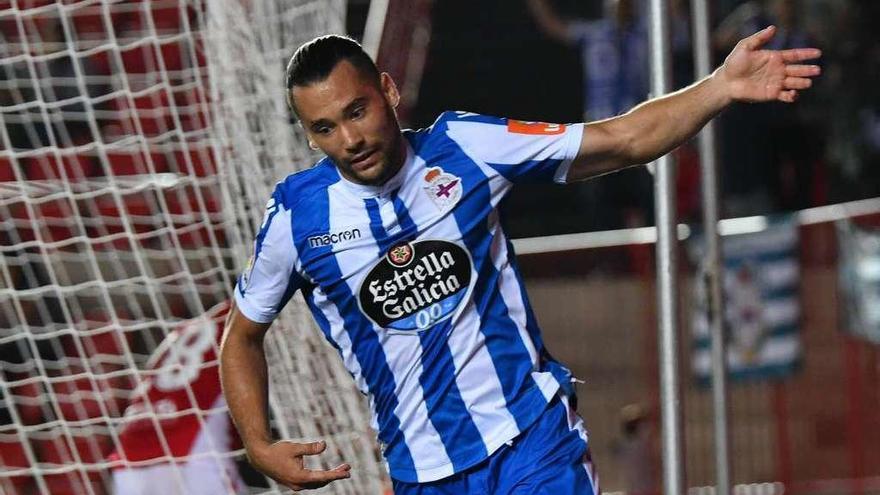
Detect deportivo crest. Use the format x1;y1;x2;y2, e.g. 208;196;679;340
358;240;473;331
422;167;461;211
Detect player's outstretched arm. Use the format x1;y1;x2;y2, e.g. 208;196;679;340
220;303;351;491
566;25;821;181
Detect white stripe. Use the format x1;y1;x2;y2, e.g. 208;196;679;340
489;212;560;402
759;259;798;290
693;334;801;373
724;223;797;257
763;298;799;327
327;181;451;477
400;157;521;454
310;289;369;397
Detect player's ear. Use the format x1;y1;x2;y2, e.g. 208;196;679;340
380;72;400;109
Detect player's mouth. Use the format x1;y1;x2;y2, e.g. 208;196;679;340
349;148;379;171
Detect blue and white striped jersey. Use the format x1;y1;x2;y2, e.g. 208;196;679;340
235;111;584;483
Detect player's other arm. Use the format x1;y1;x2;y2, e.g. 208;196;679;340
220;303;351;491
566;26;821;182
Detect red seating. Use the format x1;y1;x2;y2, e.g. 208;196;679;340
0;156;16;181
23;153;97;181
105;149;168;176
171;147;216;177
108;89;174;137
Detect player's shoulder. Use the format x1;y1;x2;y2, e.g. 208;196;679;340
431;111;507;129
271;158;339;211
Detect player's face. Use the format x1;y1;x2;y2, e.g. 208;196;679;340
292;60;404;186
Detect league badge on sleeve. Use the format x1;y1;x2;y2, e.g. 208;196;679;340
423;167;462;212
507;119;566;135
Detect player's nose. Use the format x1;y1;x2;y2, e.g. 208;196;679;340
339;124;365;153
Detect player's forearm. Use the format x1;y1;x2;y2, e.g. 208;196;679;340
618;69;732;165
220;323;274;453
569;70;732;181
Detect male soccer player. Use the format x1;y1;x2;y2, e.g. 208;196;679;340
221;28;820;493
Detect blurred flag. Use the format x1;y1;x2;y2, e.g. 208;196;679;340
836;219;880;344
690;216;802;382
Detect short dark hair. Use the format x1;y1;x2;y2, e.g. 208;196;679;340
285;35;381;111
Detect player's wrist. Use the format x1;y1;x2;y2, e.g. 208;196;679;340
708;66;736;107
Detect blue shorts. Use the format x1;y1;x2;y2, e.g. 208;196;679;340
392;394;599;495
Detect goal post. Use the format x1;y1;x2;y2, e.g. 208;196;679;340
0;1;386;494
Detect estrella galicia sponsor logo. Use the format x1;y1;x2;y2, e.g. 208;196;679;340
308;227;362;248
358;240;473;331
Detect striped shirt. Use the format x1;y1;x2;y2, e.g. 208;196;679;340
235;111;584;482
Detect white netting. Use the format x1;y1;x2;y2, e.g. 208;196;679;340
0;0;385;493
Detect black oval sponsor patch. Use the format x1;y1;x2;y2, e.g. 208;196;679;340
358;240;472;331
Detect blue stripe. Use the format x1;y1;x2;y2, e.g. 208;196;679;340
724;250;796;266
693;323;800;349
379;190;487;470
303;288;342;354
487;158;564;184
506;237;574;396
436;134;546;431
695;359;801;384
293;187;416;477
364;198;392;255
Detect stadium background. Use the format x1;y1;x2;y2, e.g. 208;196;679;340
1;0;879;493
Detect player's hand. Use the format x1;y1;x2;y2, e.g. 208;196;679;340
247;440;351;491
717;25;821;104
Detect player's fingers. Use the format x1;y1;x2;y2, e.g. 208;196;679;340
784;77;812;90
785;64;821;78
288;440;327;457
301;465;352;485
781;47;822;63
778;90;798;103
744;25;775;51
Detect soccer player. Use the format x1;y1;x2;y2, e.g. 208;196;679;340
220;28;820;493
111;301;246;495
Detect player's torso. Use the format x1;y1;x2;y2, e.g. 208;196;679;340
291;134;502;338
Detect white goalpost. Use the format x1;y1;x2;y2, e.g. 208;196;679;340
0;1;386;494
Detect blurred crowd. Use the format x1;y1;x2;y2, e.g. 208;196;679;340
414;0;880;237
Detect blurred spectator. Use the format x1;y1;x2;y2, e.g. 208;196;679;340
715;0;821;215
108;300;246;495
527;0;654;230
527;0;648;121
614;403;657;495
2;15;108;150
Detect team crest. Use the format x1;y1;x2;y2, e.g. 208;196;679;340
422;167;462;212
388;243;414;267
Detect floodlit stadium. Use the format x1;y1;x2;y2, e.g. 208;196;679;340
1;0;878;494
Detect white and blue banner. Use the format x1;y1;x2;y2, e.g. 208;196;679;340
836;219;880;344
690;216;802;382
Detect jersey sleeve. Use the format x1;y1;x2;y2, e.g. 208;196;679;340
442;112;584;184
234;192;307;324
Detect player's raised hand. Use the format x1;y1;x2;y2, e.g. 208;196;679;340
718;25;821;104
248;440;351;491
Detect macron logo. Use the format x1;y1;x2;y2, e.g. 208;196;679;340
308;228;362;248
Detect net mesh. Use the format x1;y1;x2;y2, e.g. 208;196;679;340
0;0;385;493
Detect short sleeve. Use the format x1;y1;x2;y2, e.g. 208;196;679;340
442;112;584;184
234;193;307;323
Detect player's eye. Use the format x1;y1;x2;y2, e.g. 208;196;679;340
351;106;366;119
314;126;332;135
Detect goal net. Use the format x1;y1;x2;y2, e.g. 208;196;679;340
0;0;385;494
